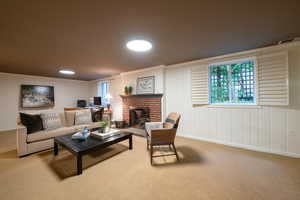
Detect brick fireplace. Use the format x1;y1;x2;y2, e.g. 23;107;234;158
121;94;163;127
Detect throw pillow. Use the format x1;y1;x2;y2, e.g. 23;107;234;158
40;112;62;131
75;110;92;125
19;113;43;134
64;111;76;126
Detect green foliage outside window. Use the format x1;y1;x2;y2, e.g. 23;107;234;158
210;60;255;104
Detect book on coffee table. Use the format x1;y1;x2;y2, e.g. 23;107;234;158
90;128;120;140
72;131;90;140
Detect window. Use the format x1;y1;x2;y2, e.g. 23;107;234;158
209;58;256;104
97;81;110;106
191;52;288;106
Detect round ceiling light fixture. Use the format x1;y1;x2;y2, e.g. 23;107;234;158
126;40;152;52
59;69;75;75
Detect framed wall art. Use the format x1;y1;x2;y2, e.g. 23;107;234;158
136;76;155;94
21;85;55;108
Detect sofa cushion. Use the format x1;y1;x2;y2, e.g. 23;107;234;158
73;124;89;131
64;111;76;127
27;127;75;142
19;113;44;134
75;110;92;125
40;112;63;131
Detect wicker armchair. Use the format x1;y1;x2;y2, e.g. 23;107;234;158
145;112;181;165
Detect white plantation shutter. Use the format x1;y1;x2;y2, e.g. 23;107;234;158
191;65;209;105
257;52;289;105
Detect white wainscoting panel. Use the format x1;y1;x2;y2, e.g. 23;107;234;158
165;47;300;157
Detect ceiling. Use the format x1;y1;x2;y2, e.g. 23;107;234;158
1;0;300;81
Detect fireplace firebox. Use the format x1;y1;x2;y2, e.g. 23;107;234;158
129;107;150;129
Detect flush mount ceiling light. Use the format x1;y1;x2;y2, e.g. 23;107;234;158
126;40;152;52
59;70;75;75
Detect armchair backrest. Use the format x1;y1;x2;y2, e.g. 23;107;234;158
163;112;181;129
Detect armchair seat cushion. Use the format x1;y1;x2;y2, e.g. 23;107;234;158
145;122;163;135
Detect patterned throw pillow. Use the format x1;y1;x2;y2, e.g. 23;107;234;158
40;112;62;131
75;110;92;125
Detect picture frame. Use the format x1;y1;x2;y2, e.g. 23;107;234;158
136;76;155;94
21;85;55;108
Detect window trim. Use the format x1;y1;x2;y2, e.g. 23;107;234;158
97;80;110;106
208;57;258;105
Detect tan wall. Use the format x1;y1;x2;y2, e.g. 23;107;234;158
0;73;91;131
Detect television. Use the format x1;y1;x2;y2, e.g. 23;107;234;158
94;96;102;106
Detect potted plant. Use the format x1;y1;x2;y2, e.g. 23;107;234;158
128;86;133;95
124;86;133;95
124;86;129;95
98;121;109;133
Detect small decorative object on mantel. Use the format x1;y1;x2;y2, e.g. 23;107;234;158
128;86;133;95
21;85;55;108
124;86;129;95
136;76;155;94
124;86;133;95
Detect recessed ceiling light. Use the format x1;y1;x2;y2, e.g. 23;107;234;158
126;40;152;52
59;70;75;75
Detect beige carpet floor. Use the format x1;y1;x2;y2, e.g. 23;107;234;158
0;131;300;200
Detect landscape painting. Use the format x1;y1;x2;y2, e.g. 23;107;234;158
21;85;55;108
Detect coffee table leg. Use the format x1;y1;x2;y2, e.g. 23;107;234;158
54;141;58;156
77;154;82;175
129;135;132;150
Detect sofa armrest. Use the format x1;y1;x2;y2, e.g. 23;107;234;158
145;122;163;134
16;124;27;157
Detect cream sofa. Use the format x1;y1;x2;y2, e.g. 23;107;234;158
16;111;102;157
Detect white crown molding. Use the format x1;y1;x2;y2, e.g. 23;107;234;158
120;65;166;76
90;65;166;83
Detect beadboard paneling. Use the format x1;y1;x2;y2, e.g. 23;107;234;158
165;47;300;157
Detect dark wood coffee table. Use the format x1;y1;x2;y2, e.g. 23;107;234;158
53;131;132;175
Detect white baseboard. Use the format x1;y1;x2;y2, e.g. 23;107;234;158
178;134;300;158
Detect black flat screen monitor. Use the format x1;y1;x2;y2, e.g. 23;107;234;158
94;96;102;106
77;100;87;108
